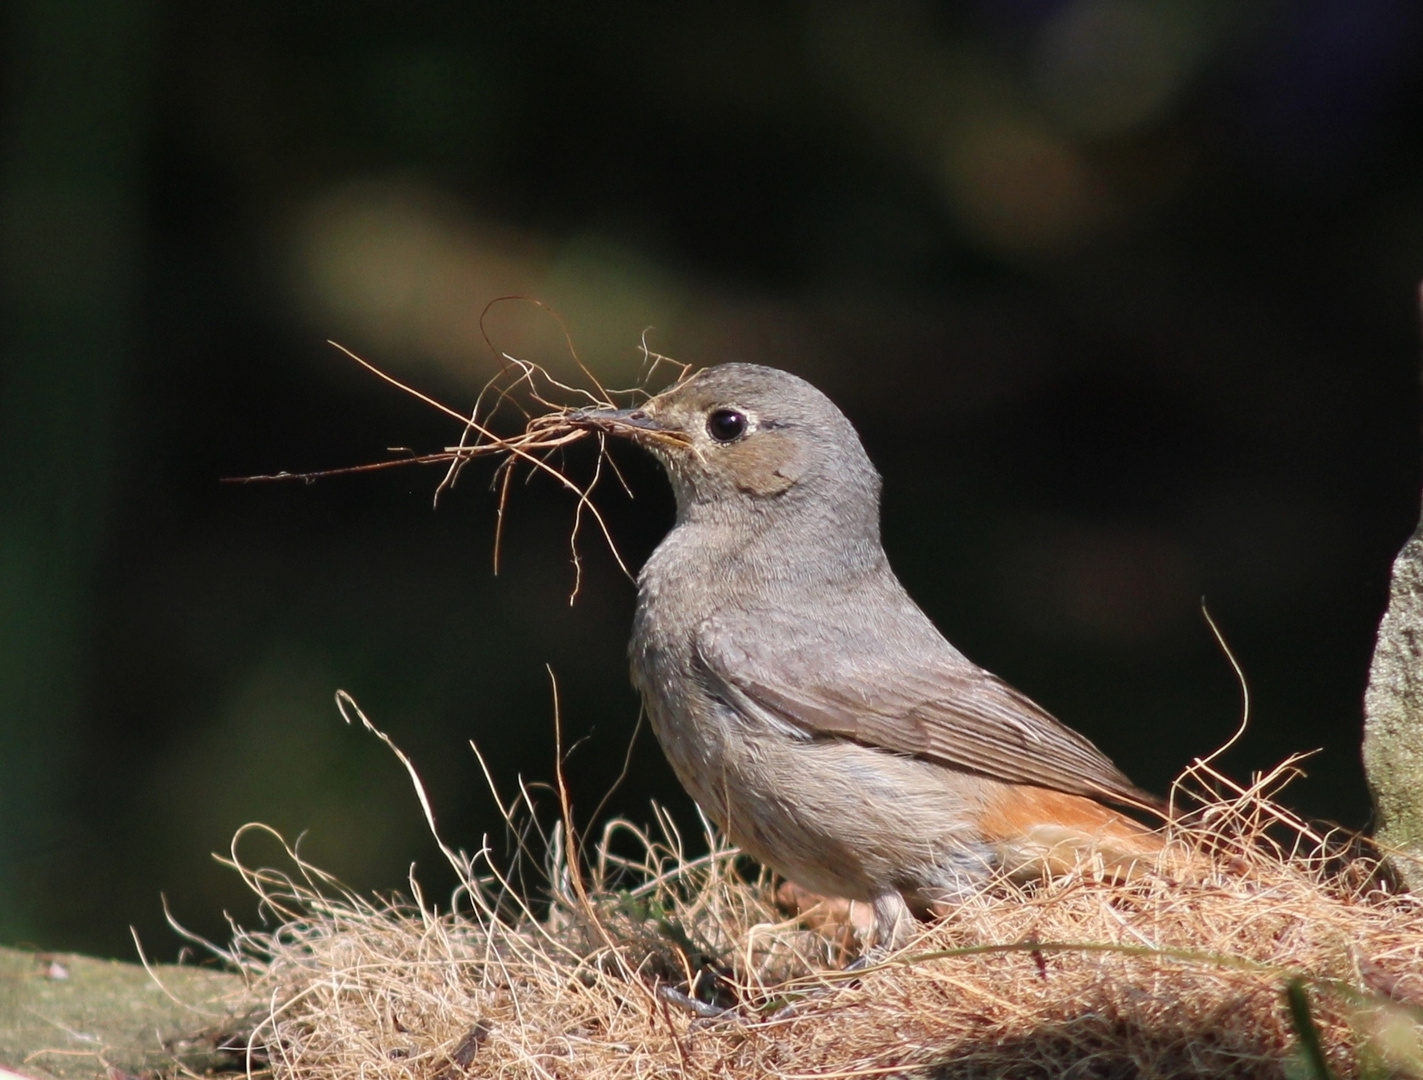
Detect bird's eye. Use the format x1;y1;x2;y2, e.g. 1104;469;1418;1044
706;408;748;443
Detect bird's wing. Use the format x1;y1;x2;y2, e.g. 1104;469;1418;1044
695;611;1160;810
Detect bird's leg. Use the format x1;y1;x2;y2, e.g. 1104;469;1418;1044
829;891;914;978
760;893;906;1020
871;890;913;950
760;889;914;1026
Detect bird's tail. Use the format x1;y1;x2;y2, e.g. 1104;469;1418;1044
977;783;1187;883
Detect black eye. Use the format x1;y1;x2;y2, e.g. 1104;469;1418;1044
706;408;748;443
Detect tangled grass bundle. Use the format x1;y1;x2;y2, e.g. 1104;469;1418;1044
191;698;1422;1080
227;334;692;599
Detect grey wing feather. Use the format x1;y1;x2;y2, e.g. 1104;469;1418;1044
696;615;1159;810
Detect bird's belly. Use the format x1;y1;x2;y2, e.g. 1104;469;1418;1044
643;692;998;902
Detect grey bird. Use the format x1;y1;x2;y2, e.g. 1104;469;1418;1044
571;363;1165;948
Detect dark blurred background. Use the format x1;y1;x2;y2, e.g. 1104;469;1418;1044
2;0;1421;960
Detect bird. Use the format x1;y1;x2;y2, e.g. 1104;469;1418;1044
569;363;1167;950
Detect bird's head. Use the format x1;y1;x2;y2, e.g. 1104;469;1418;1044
570;363;882;536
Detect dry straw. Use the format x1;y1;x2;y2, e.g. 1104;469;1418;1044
224;320;694;600
211;333;1423;1077
176;689;1423;1080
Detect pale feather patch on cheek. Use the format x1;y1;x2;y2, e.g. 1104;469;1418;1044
727;432;804;497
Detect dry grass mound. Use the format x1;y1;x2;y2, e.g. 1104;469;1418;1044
190;699;1423;1080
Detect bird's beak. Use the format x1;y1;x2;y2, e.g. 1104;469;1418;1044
567;407;690;448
